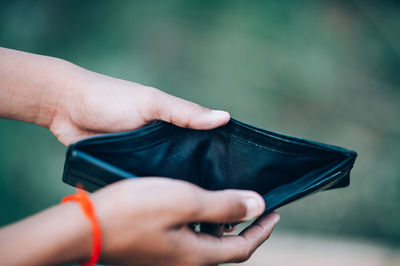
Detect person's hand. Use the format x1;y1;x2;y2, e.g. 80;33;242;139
0;178;279;266
84;178;279;266
47;65;229;145
0;47;229;146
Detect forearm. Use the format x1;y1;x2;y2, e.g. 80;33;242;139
0;47;76;127
0;202;91;266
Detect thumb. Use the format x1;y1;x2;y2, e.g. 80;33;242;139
147;89;230;129
183;189;266;223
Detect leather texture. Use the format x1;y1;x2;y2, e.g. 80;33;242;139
62;118;357;214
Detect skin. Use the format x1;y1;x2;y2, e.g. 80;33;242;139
0;47;280;266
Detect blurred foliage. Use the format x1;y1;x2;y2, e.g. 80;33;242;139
0;0;399;246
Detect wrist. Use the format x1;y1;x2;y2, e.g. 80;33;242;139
62;188;102;266
51;202;93;264
33;57;80;129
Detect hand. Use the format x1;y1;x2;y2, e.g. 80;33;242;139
0;178;279;266
49;66;230;145
89;178;280;266
0;47;229;146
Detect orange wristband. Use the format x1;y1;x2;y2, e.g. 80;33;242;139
62;185;101;266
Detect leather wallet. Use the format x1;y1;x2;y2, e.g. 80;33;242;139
62;118;357;214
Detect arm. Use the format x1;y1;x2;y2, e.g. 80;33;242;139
0;47;68;127
0;178;279;265
0;199;92;265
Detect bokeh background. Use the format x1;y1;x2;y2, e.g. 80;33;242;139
0;1;399;265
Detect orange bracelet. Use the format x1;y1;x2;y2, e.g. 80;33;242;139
62;185;101;266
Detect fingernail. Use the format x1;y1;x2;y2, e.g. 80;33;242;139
243;197;263;220
211;110;230;119
272;213;280;224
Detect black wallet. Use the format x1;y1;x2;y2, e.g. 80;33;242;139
62;118;357;214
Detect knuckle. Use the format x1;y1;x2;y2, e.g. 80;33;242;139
178;185;203;218
180;115;192;128
146;86;161;99
234;200;248;220
145;87;163;119
235;250;251;263
224;191;248;220
252;223;266;235
233;240;252;263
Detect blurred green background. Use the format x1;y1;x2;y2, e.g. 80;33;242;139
0;0;399;252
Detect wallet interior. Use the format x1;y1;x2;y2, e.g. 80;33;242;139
63;118;357;213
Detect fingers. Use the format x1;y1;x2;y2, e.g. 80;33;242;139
147;88;230;129
194;212;280;264
182;189;265;224
238;212;280;256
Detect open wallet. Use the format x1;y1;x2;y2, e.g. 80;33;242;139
62;118;357;215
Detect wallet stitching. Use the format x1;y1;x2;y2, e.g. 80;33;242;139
81;125;326;157
77;123;169;146
83;131;320;157
230;119;348;154
81;133;184;153
77;120;350;157
230;134;318;157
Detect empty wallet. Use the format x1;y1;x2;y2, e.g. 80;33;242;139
62;118;357;214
